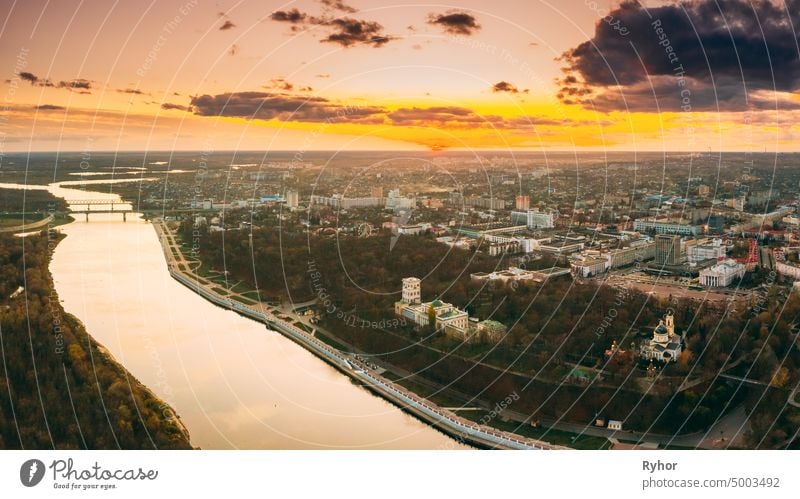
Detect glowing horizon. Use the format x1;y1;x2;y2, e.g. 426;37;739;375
1;0;799;153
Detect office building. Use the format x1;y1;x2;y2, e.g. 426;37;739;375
511;210;554;229
655;235;681;266
687;238;725;263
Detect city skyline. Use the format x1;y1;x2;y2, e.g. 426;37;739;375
2;0;799;153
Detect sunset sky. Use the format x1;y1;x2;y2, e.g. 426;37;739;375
1;0;799;152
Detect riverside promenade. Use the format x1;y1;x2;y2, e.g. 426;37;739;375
153;220;567;451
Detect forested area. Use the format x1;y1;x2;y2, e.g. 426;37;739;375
0;188;66;212
184;223;800;446
0;231;192;449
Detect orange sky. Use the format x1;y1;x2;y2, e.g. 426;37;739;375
0;0;797;152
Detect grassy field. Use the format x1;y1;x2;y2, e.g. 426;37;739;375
0;218;28;228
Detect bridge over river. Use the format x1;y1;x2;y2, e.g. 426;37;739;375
64;199;220;221
65;199;134;221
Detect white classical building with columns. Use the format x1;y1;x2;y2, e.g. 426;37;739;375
699;259;745;287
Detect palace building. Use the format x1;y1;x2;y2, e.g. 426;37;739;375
395;277;505;342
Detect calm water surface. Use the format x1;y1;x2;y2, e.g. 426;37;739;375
2;180;467;449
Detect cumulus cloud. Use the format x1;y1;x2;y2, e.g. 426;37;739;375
269;7;394;47
17;71;92;92
321;18;394;47
270;9;308;24
558;0;800;112
264;78;313;92
492;81;528;94
61;79;91;90
427;11;481;35
319;0;357;13
19;72;38;84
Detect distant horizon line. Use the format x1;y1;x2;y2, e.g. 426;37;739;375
4;149;799;154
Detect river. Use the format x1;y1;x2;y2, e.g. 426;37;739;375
1;180;467;449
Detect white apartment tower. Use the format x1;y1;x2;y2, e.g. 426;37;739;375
286;190;299;208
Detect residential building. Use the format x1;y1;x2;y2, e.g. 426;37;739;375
511;209;555;229
606;242;655;269
634;218;701;236
466;196;506;210
285;190;299;208
310;194;382;210
570;256;609;277
776;261;800;280
386;189;417;211
515;195;530;210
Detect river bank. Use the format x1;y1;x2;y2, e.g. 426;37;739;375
154;220;565;451
2;180;472;449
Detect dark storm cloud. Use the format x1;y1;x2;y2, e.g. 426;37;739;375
35;104;65;111
427;11;481;35
189;92;386;123
586;75;800;112
270;9;308;23
219;20;236;30
558;0;800;112
492;81;528;94
319;0;357;13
